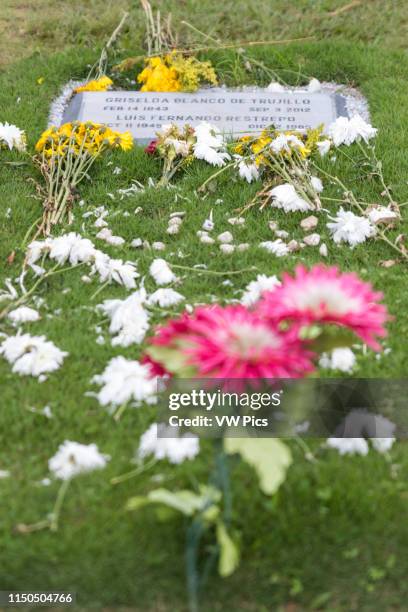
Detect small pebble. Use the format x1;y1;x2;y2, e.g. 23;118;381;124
319;243;328;257
131;238;143;248
228;217;245;226
303;233;321;246
220;244;235;254
287;240;300;252
217;231;233;244
237;243;250;252
152;242;166;251
300;215;319;232
200;234;215;245
275;230;289;239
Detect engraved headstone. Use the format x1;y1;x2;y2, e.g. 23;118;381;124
62;89;348;143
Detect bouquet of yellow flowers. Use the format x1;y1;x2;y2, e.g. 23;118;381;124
137;51;218;92
34;121;133;234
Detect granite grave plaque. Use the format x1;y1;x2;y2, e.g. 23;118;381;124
62;89;348;142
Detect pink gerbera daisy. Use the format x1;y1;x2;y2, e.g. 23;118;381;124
147;304;314;379
258;265;388;350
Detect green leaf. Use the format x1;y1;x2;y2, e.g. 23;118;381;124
224;436;292;495
216;521;240;577
148;489;205;515
145;345;197;377
126;486;221;518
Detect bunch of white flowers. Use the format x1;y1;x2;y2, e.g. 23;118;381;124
26;232;139;289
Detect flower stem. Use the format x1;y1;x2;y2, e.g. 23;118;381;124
49;478;71;532
110;458;157;485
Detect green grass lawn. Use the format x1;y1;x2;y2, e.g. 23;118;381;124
1;0;408;69
1;40;408;611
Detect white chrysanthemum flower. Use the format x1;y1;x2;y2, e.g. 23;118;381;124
0;333;67;377
319;347;356;373
368;206;399;225
8;306;40;324
69;236;97;264
0;121;26;151
266;81;285;92
95;256;139;289
327;208;375;247
138;423;199;464
49;441;110;480
96;227;125;246
310;176;324;193
307;78;321;92
237;158;259;183
48;233;81;265
193;122;231;167
259;239;289;257
149;258;177;285
270;134;304;154
328;115;377;147
92;356;157;408
98;289;149;347
327;437;369;456
148;288;185;308
270;184;312;212
317;139;331;156
241;274;281;307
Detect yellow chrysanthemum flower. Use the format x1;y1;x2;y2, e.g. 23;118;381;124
136;51;218;93
74;76;114;93
137;56;181;92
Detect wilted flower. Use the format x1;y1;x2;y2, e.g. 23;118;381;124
98;289;149;347
270;184;312;212
0;333;67;377
328;115;377;147
327;208;375;246
149;258;177;285
8;306;40;324
138;423;199;464
148;288;185;308
0;121;26;152
241;274;281;307
259;239;289;257
49;441;110;480
92;356;157;409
